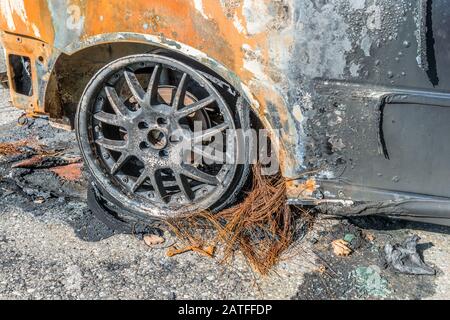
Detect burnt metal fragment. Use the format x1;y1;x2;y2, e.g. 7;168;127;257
12;154;82;170
383;235;436;275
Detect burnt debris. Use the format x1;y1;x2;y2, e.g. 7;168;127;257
383;235;436;275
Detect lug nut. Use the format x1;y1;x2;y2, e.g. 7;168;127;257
157;118;169;126
159;150;169;157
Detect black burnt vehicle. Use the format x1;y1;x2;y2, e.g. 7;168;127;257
1;0;450;226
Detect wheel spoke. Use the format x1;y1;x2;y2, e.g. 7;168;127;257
173;73;188;110
110;152;130;175
96;138;127;152
193;123;229;143
147;64;162;105
175;96;215;119
132;170;148;192
124;70;146;106
105;86;129;116
175;173;195;201
93;111;123;127
181;164;219;185
150;172;169;203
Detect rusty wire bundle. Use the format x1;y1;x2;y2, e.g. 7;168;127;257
164;165;312;275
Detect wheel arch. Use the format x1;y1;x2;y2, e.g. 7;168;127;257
43;33;270;131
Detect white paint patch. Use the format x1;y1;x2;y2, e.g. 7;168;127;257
242;45;269;82
31;24;41;38
233;14;246;34
244;59;269;82
0;0;28;31
0;0;16;30
268;33;294;73
367;4;382;30
241;43;253;53
66;4;84;31
292;104;303;122
242;0;272;35
193;0;209;19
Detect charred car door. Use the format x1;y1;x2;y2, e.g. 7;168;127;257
294;0;450;225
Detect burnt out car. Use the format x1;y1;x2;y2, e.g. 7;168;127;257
1;0;450;226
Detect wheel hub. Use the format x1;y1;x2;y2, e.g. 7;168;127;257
147;128;168;150
77;54;244;217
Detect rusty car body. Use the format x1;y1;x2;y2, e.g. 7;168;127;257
1;0;450;226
